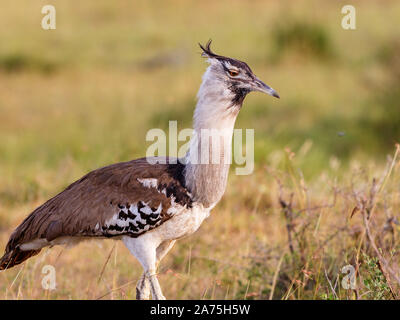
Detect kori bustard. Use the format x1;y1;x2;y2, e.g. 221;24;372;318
0;41;279;300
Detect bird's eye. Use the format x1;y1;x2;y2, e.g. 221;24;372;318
228;69;239;77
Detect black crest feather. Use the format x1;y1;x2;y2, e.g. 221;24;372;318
198;40;253;75
199;40;220;58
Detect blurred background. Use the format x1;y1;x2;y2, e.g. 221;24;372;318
0;0;400;300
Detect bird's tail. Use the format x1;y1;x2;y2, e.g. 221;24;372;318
0;247;41;271
0;207;46;271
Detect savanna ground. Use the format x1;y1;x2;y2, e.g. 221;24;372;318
1;0;400;299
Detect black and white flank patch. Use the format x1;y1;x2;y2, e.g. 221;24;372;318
98;175;192;238
101;201;163;237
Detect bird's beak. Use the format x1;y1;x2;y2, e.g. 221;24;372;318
253;77;280;99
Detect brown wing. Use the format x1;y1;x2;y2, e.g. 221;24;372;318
1;158;192;267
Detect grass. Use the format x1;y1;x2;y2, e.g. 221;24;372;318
1;0;400;299
2;146;400;300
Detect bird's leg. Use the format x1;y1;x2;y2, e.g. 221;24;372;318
147;269;165;300
136;272;150;300
156;240;176;268
122;235;166;300
142;240;178;300
133;240;175;300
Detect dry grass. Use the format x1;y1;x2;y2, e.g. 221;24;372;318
1;146;400;300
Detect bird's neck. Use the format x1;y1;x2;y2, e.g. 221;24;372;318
184;72;240;208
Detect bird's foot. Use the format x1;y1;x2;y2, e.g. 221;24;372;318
136;286;151;300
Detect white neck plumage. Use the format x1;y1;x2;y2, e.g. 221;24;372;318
183;66;240;208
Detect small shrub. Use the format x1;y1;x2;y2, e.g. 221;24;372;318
361;253;392;300
271;22;333;62
0;53;57;73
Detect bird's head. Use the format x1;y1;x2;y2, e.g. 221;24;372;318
199;40;280;108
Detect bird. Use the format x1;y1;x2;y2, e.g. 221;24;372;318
0;40;279;300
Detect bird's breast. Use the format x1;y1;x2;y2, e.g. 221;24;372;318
148;203;211;241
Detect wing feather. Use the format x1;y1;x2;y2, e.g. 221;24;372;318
4;158;192;252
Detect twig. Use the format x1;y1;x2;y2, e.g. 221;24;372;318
97;243;116;283
363;211;400;296
269;252;285;300
279;189;295;255
96;279;137;300
324;269;338;300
